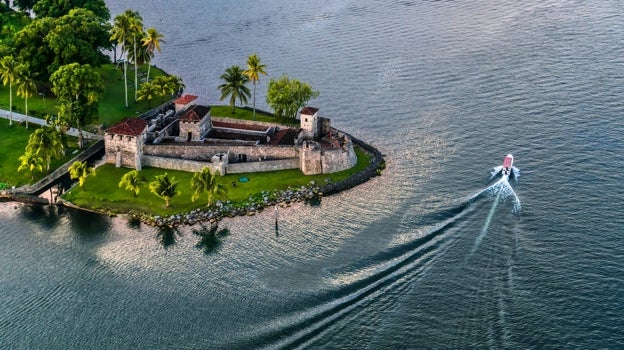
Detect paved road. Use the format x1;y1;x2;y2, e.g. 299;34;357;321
0;109;101;139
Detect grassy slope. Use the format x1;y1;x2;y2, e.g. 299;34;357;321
62;147;372;216
0;119;81;187
0;64;168;187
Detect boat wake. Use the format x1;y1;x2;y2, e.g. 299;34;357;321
229;156;522;349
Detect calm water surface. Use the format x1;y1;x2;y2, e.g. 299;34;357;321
1;1;623;348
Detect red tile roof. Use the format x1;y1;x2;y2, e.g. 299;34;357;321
174;94;198;105
180;105;210;122
269;128;298;145
300;107;319;115
106;118;148;136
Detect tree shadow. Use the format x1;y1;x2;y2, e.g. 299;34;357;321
156;226;181;249
126;215;142;230
18;204;64;229
192;224;230;255
68;209;111;241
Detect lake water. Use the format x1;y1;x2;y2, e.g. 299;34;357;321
1;1;623;348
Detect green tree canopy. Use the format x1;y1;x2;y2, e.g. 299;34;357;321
218;65;250;113
18;151;44;181
118;169;142;197
266;75;319;121
50;62;104;147
137;80;158;108
191;167;226;206
14;9;111;82
151;74;184;102
25;125;64;171
14;0;38;13
149;173;178;207
68;160;95;190
33;0;110;21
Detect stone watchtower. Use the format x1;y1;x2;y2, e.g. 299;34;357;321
104;118;148;170
178;105;211;142
299;106;320;139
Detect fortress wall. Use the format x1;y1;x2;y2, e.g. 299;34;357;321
321;144;357;174
143;144;298;161
142;155;223;174
211;116;288;128
226;159;300;174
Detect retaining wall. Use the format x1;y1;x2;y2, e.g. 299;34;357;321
226;158;300;174
143;143;299;161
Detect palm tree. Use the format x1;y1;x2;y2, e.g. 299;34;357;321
137;81;158;108
17;151;44;181
152;75;175;103
111;10;142;108
26;126;64;171
129;15;144;102
167;74;185;95
68;161;95;190
149;173;178;207
0;55;19;125
243;54;267;120
15;64;36;129
118;169;142;197
218;65;250;114
191;167;227;206
142;27;165;82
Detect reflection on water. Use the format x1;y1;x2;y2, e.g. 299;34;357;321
155;226;181;248
19;204;63;228
68;209;111;240
192;224;230;254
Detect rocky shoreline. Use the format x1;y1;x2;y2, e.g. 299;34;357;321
6;133;385;228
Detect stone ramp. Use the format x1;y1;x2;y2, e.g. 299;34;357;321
9;140;105;197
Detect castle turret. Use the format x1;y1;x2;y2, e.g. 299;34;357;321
104;118;148;170
299;106;319;139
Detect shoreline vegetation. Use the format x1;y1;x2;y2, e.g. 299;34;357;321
0;3;386;227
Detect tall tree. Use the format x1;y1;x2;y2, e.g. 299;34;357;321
218;65;250;114
68;160;95;190
26;126;64;171
15;64;36;129
13;17;55;82
45;9;111;75
149;173;178;207
14;10;110;82
191;167;226;206
33;0;110;21
0;55;18;125
266;75;319;121
110;10;142;108
14;0;38;14
128;14;143;102
141;27;164;82
50;63;104;148
243;53;267;120
17;151;44;181
118;169;142;197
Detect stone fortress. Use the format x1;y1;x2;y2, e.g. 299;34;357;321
104;95;357;175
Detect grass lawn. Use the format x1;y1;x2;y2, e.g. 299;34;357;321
210;105;296;126
0;119;82;187
0;63;170;129
62;147;373;217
